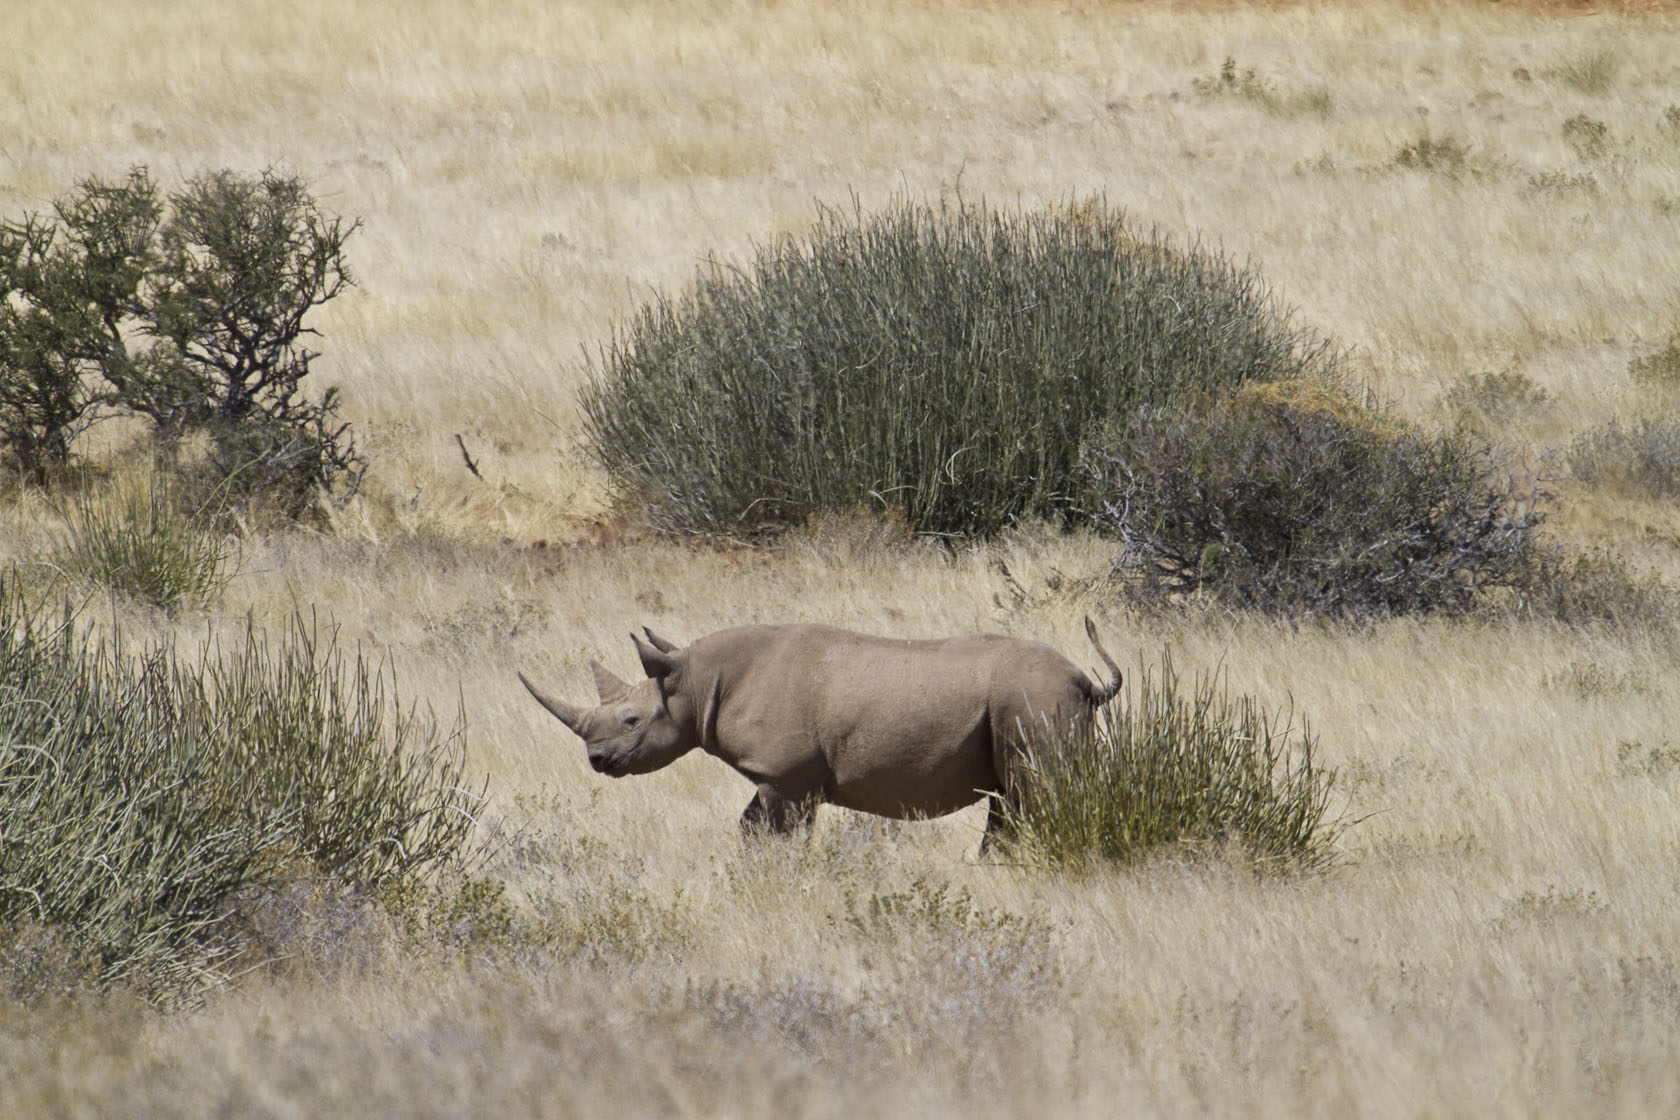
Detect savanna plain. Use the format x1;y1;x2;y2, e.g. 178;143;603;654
5;0;1680;1115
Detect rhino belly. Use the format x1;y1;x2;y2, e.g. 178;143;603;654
824;724;998;820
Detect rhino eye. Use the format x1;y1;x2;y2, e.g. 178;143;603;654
622;713;642;729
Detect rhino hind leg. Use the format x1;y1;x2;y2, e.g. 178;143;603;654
979;795;1017;857
740;787;817;838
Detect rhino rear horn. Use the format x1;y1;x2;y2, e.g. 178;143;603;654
591;659;632;701
518;672;587;734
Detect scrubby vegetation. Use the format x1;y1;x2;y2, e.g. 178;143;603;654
1192;56;1333;118
584;195;1339;538
1000;656;1341;870
1628;338;1680;390
1442;368;1554;427
0;168;363;510
1084;381;1548;618
1570;418;1680;500
0;581;478;1004
8;1;1680;1114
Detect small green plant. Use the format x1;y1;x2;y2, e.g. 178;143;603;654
1616;739;1680;778
998;656;1342;870
1192;57;1331;117
1548;47;1619;95
1527;170;1599;196
1443;369;1554;426
1628;339;1680;390
1562;114;1610;160
842;877;1027;941
0;168;364;509
56;472;233;612
1570;418;1680;500
1194;56;1275;105
1394;132;1473;176
584;195;1339;538
1663;105;1680;138
1086;382;1546;618
0;582;480;1003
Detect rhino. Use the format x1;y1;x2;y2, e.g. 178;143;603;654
518;618;1122;847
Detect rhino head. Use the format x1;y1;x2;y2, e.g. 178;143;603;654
519;629;701;777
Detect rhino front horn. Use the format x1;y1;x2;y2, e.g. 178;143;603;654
518;671;586;733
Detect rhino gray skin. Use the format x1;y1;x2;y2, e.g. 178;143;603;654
518;618;1123;847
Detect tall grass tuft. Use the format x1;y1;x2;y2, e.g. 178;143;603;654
999;656;1342;871
1549;47;1619;95
56;471;232;612
0;582;480;1003
583;196;1339;538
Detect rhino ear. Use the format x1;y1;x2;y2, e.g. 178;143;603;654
641;627;680;654
632;632;683;683
590;659;632;702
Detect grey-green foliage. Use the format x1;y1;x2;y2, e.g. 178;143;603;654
1571;418;1680;500
584;196;1339;538
0;583;479;1004
999;656;1341;870
1087;393;1546;619
0;168;363;508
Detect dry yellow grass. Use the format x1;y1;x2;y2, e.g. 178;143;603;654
4;0;1680;1115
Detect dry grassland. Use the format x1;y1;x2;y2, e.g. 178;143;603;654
4;0;1680;1115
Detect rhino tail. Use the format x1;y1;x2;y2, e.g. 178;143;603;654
1083;616;1123;707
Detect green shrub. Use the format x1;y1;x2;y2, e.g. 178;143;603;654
1570;418;1680;500
0;170;157;482
1394;132;1474;176
1087;383;1545;618
1628;339;1680;390
583;196;1338;538
998;656;1342;870
1192;57;1332;117
56;471;232;612
0;582;480;1003
1519;547;1673;629
1562;114;1610;160
1442;369;1553;427
0;167;364;508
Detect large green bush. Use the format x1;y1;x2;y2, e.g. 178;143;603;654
998;655;1341;870
584;196;1339;538
0;582;479;1003
0;167;363;508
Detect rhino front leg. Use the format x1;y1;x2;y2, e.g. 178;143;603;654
740;786;816;838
